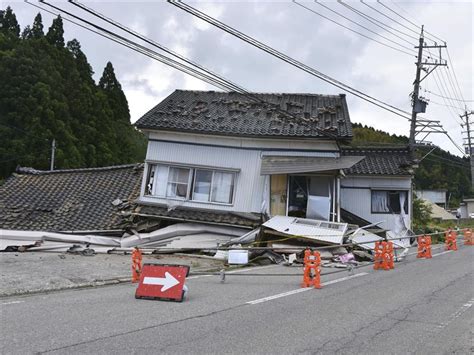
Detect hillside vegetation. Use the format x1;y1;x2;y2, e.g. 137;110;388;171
0;7;146;179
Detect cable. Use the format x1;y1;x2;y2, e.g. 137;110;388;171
337;0;419;43
34;1;339;140
423;89;474;103
386;0;446;44
446;49;468;105
293;1;417;57
428;99;467;111
360;0;422;38
439;67;465;112
169;0;419;122
169;0;468;156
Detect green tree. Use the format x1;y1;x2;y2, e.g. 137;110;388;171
46;15;64;47
0;7;146;178
0;6;20;37
31;13;44;39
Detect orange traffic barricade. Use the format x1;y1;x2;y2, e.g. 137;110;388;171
417;235;432;259
463;228;473;245
301;249;321;289
131;247;143;283
374;241;394;270
445;229;458;251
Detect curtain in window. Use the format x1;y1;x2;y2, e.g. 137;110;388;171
372;191;390;212
152;165;168;196
167;167;189;198
211;172;234;203
193;170;212;201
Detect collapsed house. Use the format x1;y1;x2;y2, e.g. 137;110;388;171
0;90;417;262
134;90;415;235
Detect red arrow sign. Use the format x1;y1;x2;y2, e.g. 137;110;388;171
135;264;190;302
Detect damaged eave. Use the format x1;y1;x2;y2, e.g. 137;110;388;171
130;212;255;230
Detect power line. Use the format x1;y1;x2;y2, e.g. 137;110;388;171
386;0;446;44
33;1;338;140
360;0;422;39
337;0;419;43
439;66;465;112
169;1;465;157
380;1;469;108
446;49;467;105
428;99;467;111
423;88;474;103
169;0;418;121
293;1;417;57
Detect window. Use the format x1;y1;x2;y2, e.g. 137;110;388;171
167;167;191;198
145;164;236;205
371;190;408;214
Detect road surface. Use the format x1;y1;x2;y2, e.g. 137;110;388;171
1;245;473;354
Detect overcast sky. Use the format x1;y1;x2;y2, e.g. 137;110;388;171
4;0;473;155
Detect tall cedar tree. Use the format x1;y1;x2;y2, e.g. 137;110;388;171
0;6;20;37
45;15;64;47
0;9;146;178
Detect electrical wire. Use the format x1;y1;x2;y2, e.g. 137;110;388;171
337;0;419;43
386;0;446;44
33;1;339;140
360;0;422;38
381;1;469;108
446;49;468;106
169;0;467;156
423;89;474;103
293;1;417;57
169;0;417;122
439;66;465;112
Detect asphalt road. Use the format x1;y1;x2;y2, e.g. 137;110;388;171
1;245;473;354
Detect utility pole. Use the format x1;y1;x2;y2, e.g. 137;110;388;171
50;139;56;171
461;110;474;189
409;27;425;150
409;26;447;150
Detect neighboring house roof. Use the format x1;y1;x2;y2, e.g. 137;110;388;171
133;203;261;229
421;199;456;220
0;164;143;233
135;90;352;140
341;147;414;176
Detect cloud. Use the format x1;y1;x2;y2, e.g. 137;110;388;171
4;0;472;155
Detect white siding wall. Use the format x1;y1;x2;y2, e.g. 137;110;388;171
139;135;339;214
341;176;412;231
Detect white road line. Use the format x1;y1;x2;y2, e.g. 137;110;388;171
437;298;474;329
246;272;368;305
187;264;279;280
432;250;453;257
1;301;24;306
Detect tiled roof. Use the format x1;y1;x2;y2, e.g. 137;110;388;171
341;147;414;176
134;203;261;229
0;164;144;233
135;90;352;140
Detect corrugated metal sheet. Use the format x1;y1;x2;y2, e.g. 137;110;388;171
262;216;347;244
145;141;264;212
260;156;364;175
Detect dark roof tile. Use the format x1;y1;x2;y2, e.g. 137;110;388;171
135;90;352;139
0;164;143;232
342;147;414;175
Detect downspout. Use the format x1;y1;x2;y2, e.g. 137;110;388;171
332;177;336;222
336;176;341;222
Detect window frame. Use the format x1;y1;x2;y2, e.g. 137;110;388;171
370;189;409;214
144;162;237;206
